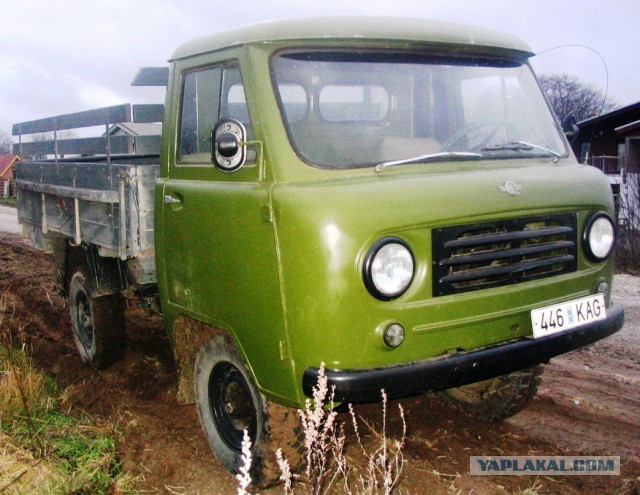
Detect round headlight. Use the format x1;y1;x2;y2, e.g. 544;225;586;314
583;212;616;262
363;237;415;300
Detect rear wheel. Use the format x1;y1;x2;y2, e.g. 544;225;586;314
69;270;126;368
440;366;542;422
195;335;303;487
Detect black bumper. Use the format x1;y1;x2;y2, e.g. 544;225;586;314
302;304;624;403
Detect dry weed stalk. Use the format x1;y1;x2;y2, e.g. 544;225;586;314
237;363;406;495
297;361;342;493
348;391;406;495
276;448;293;493
237;429;256;495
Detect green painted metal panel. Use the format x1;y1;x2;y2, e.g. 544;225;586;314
269;161;615;392
171;17;532;62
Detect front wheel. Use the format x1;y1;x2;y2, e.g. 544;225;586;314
69;270;126;368
440;366;542;422
195;335;303;487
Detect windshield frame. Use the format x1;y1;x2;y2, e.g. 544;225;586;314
270;46;569;171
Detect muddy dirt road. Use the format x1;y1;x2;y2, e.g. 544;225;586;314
0;205;20;235
0;232;638;494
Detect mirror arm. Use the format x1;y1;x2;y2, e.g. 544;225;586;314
240;140;265;180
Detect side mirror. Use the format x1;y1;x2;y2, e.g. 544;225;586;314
212;118;246;172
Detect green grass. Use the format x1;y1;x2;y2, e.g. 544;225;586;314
3;412;125;494
0;196;16;205
0;301;141;494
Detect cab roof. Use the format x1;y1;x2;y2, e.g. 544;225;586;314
170;16;533;61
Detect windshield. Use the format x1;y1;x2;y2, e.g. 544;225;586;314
272;51;567;170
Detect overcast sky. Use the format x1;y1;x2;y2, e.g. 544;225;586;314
2;0;639;139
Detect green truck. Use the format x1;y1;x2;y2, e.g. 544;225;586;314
14;17;624;483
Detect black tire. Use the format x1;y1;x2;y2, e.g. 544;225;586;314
440;366;543;422
69;269;126;368
195;335;304;487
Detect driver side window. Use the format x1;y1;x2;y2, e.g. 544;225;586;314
178;64;253;164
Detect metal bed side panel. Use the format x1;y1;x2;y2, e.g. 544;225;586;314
15;161;159;263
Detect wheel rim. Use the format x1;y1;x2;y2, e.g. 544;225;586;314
208;362;257;452
74;289;94;349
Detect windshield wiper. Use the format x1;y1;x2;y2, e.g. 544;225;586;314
374;151;482;173
481;141;564;158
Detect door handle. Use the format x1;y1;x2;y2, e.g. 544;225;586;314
163;195;182;204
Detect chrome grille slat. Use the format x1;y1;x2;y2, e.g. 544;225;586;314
440;255;576;285
440;241;575;267
432;214;578;296
443;226;573;249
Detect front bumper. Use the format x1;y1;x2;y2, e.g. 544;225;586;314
302;304;624;403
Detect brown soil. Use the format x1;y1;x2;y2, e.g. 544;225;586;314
0;233;638;494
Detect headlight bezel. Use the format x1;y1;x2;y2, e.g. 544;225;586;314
363;236;415;300
583;211;616;262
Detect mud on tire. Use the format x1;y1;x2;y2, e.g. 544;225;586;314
69;269;126;369
440;365;543;422
194;334;304;488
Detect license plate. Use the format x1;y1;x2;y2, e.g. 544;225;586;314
531;294;606;339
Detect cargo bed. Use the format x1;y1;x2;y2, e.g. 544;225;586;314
15;158;159;284
12;103;163;286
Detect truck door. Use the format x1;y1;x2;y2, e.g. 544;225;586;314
158;60;293;400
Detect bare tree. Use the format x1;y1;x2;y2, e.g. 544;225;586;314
0;130;12;154
616;148;640;274
32;130;75;141
538;73;616;124
30;130;76;159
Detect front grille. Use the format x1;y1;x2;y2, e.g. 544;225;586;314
432;213;578;297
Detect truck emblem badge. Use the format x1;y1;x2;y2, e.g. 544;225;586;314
499;181;522;196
